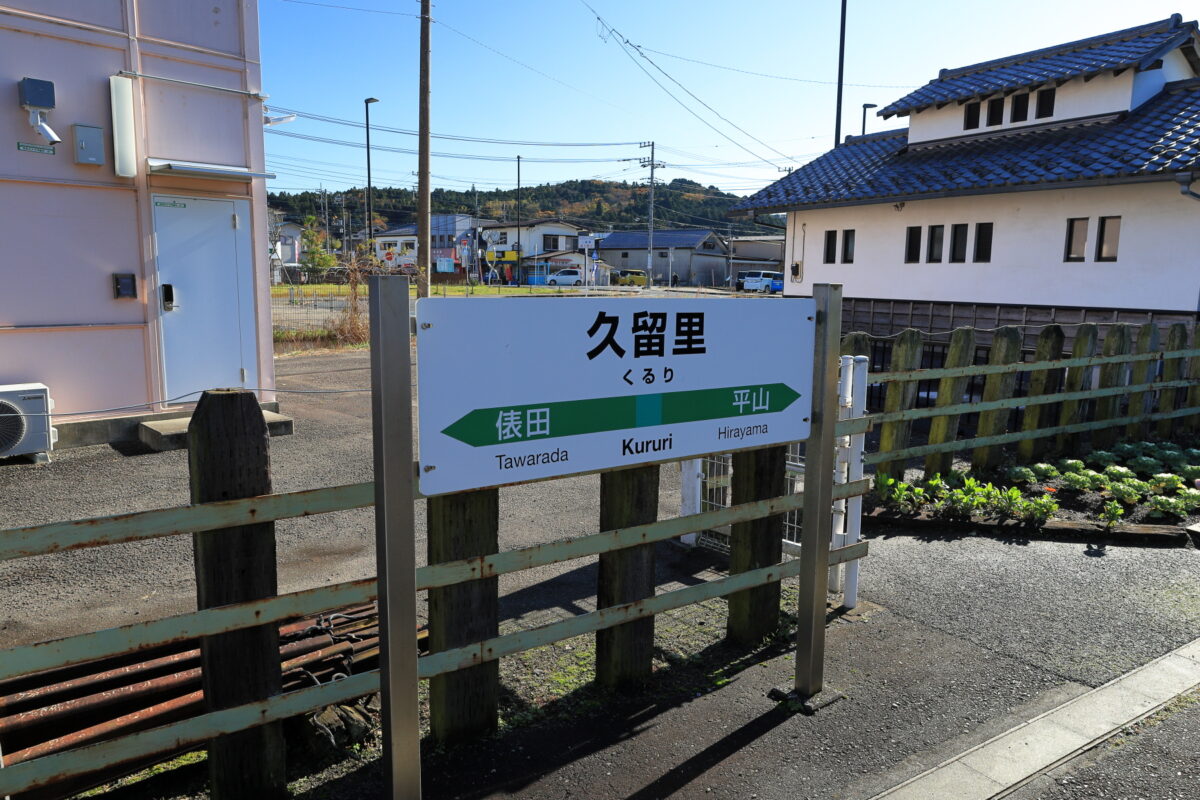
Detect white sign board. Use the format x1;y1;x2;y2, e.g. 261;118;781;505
415;298;815;495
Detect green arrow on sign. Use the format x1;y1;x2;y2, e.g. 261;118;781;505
442;383;801;447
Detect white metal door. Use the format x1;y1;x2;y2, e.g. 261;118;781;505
153;195;257;403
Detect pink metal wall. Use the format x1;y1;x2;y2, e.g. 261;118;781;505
0;0;273;417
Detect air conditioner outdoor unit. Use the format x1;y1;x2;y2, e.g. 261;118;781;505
0;383;57;462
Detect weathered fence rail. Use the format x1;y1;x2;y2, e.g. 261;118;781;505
0;421;869;797
851;322;1200;474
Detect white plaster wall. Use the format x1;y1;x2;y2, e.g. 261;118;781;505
1133;49;1196;108
907;71;1135;143
782;182;1200;312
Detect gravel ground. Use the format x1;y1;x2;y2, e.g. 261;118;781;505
1012;688;1200;800
6;347;1200;798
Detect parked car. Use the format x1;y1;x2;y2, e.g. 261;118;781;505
739;270;771;292
324;267;350;285
767;272;784;294
614;269;648;287
548;268;583;286
733;270;750;291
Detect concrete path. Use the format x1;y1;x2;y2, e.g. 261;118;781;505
870;637;1200;799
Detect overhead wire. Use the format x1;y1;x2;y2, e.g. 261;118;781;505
638;46;919;89
266;129;639;163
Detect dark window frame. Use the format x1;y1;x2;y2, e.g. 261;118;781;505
1063;218;1088;262
841;229;856;264
963;101;981;130
1010;93;1029;123
904;226;922;263
973;222;993;263
1035;87;1056;119
543;234;558;251
949;223;969;263
823;230;837;264
986;97;1005;126
927;225;944;263
1095;216;1121;262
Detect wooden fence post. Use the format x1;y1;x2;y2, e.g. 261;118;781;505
1187;326;1200;434
188;390;286;800
1158;323;1190;440
971;326;1023;473
428;488;499;742
1126;323;1161;441
596;464;659;688
725;446;786;646
1055;324;1098;455
841;331;871;358
923;327;976;479
875;328;923;479
1092;324;1133;450
1016;325;1065;464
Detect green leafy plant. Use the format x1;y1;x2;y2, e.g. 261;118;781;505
1113;442;1143;459
1058;459;1086;475
1180;465;1200;483
938;487;988;520
1127;456;1164;476
1099;500;1124;529
1082;469;1111;491
1031;463;1060;480
897;485;927;514
1108;481;1145;505
1060;472;1093;493
1005;466;1037;485
1104;464;1136;482
1146;495;1187;519
1178;488;1200;512
1088;450;1119;467
923;474;950;502
1159;450;1188;470
1185;448;1200;464
1149;473;1186;495
988;485;1027;518
1018;494;1059;525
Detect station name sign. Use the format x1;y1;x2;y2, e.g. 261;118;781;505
415;297;815;495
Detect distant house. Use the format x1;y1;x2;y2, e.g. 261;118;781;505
596;229;730;286
374;215;494;277
732;14;1200;336
482;219;587;283
273;220;304;264
731;235;784;275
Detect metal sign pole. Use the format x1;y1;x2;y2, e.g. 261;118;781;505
794;283;843;709
369;275;423;797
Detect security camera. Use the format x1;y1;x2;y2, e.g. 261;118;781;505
30;110;61;145
19;78;61;145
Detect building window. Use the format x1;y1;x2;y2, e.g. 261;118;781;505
986;98;1004;127
927;225;944;263
949;223;969;263
841;230;856;264
658;251;668;257
1096;216;1121;261
823;230;837;264
963;101;981;130
496;232;507;245
702;240;715;249
973;222;993;263
1010;93;1029;123
904;226;922;263
1064;218;1088;262
1036;87;1056;119
621;251;629;258
543;234;558;251
565;236;578;250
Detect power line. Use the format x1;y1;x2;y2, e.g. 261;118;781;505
268;105;640;148
580;1;783;171
638;46;919;89
266;129;638;163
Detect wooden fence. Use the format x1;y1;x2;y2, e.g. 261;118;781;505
853;322;1200;478
0;404;870;796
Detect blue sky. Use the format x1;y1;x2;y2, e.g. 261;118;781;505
260;0;1191;197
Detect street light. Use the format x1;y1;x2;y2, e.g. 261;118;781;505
861;103;877;137
364;97;379;254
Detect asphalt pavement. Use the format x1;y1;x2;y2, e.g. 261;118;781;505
3;347;1200;798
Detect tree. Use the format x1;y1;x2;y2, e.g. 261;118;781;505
299;215;336;280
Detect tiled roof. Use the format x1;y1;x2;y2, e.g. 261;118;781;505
732;79;1200;213
596;229;718;250
880;15;1197;118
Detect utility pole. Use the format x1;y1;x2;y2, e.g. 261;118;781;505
639;141;663;284
472;183;481;283
727;223;734;290
834;0;847;147
416;0;431;297
516;154;522;285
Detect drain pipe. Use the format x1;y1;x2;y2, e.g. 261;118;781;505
1176;172;1200;201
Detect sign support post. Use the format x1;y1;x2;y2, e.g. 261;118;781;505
368;276;423;797
793;283;843;710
